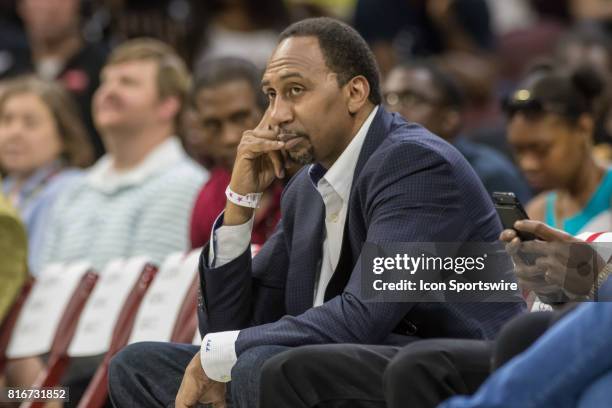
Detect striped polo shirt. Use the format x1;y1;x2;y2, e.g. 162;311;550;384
38;137;208;271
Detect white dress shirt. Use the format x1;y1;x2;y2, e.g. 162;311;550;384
201;106;379;382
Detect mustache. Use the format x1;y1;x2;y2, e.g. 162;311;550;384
96;93;123;107
277;129;309;141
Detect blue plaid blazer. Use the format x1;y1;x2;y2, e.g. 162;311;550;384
198;107;525;357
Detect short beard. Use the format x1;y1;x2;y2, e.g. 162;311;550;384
288;146;315;165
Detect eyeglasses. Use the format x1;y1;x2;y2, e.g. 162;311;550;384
384;90;440;108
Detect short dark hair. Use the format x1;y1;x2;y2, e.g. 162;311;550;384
398;61;465;110
504;63;605;124
192;57;267;110
279;17;382;105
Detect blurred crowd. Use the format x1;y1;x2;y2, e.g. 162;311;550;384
3;0;612;406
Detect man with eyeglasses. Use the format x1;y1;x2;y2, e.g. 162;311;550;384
384;61;532;204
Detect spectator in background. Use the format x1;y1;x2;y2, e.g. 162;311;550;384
353;0;495;76
180;104;217;168
27;38;206;405
570;0;612;29
485;0;537;36
100;0;200;67
384;61;532;203
189;57;288;249
38;38;206;272
0;184;27;325
555;25;612;161
555;24;612;77
193;0;290;69
0;0;109;158
505;64;612;234
0;76;93;276
0;0;29;73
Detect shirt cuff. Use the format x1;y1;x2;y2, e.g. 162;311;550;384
208;211;254;268
200;330;240;382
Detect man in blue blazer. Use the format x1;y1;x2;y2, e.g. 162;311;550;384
109;17;523;408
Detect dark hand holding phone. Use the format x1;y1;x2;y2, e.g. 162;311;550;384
492;192;536;241
493;192;538;264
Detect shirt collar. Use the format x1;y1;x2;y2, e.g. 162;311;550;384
308;163;327;186
87;137;187;193
2;160;63;198
312;105;378;201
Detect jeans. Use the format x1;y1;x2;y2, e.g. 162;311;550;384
578;370;612;407
108;341;289;408
439;302;612;408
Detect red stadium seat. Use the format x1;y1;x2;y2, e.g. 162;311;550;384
76;264;158;408
170;273;200;343
79;249;202;408
21;270;98;408
0;277;34;374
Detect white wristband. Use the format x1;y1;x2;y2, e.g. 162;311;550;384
225;186;262;208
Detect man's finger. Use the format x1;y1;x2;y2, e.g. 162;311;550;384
175;353;210;408
519;240;555;255
500;229;517;243
254;107;273;131
245;127;280;141
268;150;285;179
505;237;521;256
535;256;565;288
514;220;578;242
175;370;207;408
240;137;285;156
544;269;566;288
175;384;199;408
514;263;546;282
199;382;226;406
280;149;292;168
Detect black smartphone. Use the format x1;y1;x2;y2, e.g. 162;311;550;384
492;192;536;241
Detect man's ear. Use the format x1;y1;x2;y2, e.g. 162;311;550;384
157;96;181;122
346;75;371;114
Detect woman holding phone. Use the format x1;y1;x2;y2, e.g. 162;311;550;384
505;64;612;235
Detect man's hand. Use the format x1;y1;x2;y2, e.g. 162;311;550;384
224;108;286;226
500;220;603;300
175;352;226;408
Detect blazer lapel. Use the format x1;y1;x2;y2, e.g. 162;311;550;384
324;107;393;300
286;190;325;315
352;107;393;185
324;217;354;301
289;108;395;309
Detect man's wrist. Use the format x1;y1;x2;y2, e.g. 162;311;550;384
200;331;240;383
224;202;255;226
